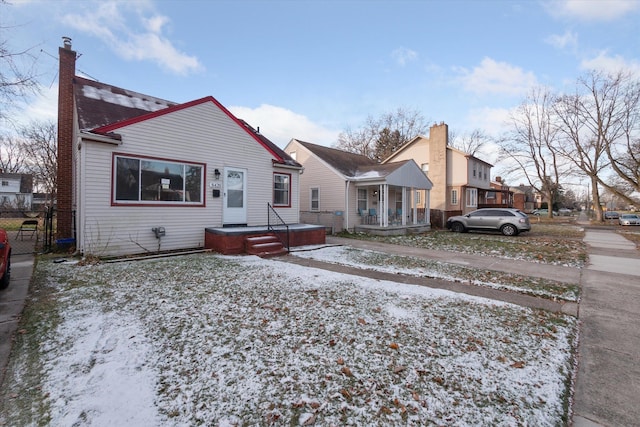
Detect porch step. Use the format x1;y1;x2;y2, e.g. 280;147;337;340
245;234;288;258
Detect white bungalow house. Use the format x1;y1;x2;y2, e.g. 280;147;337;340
284;139;433;235
56;38;321;257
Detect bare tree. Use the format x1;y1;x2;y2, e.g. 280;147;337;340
19;120;57;202
553;71;632;221
448;128;490;156
498;86;566;218
335;108;430;161
602;75;640;201
0;132;27;172
0;1;41;122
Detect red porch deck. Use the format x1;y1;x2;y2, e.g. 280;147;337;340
205;224;326;255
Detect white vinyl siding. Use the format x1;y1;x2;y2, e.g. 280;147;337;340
78;101;299;256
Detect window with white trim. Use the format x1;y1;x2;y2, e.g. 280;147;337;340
466;188;478;207
310;187;319;211
113;154;204;205
357;188;367;212
421;163;429;175
273;173;290;207
451;189;458;205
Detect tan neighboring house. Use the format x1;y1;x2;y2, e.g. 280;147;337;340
383;122;494;228
284;139;433;235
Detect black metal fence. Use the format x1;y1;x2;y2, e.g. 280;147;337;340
0;207;55;255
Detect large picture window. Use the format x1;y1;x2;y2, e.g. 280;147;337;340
273;173;291;207
113;154;204;205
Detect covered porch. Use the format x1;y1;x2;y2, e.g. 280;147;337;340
346;160;433;235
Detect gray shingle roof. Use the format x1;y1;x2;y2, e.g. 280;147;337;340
74;76;176;131
295;140;377;177
73;77;299;167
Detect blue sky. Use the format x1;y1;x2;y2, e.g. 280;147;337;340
4;0;640;163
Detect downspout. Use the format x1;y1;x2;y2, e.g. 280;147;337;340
345;180;350;232
76;136;85;256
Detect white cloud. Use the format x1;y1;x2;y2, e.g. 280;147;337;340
391;47;418;67
61;1;202;75
581;51;640;77
456;57;537;97
545;0;640;22
466;106;511;139
545;30;578;50
228;104;340;148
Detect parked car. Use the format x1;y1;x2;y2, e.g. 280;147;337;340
532;209;558;216
558;208;573;216
446;208;531;236
0;229;11;290
618;214;640;226
604;211;620;220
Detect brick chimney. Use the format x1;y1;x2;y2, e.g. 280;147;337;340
57;36;76;239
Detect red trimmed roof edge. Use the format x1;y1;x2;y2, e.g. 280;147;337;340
92;96;286;163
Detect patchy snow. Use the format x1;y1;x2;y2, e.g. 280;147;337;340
81;85;171;112
292;245;579;301
2;253;577;425
353;170;383;179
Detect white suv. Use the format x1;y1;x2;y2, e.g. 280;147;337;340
446;208;531;236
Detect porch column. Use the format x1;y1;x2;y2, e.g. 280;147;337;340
382;184;389;227
411;187;418;225
401;186;407;226
426;190;431;225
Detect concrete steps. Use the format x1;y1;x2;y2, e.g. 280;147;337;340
244;234;288;258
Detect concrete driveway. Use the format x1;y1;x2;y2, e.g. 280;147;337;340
0;254;34;386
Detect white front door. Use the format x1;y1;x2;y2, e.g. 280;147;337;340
223;167;247;226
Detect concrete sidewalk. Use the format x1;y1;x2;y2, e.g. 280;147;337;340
573;229;640;427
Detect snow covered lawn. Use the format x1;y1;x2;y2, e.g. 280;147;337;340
1;253;577;426
291;245;580;301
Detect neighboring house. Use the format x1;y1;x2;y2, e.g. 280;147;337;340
510;184;536;213
57;38;308;257
0;173;33;210
284;139;433;234
382;122;494;227
31;193;55;212
485;177;514;208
